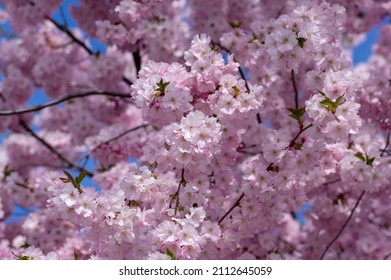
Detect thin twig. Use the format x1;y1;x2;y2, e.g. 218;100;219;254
383;252;391;260
238;66;250;92
47;17;94;56
291;69;299;110
0;91;132;116
380;132;390;157
286;123;313;149
174;169;186;216
237;149;262;155
0;93;6;102
133;50;142;76
324;178;341;185
81;124;149;168
89;124;148;155
218;192;245;225
319;190;366;260
211;41;262;124
19;121;94;177
213;41;250;92
47;17;133;87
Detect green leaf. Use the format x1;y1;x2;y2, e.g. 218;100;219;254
297;37;306;48
2;164;12;181
164;142;171;150
75;170;87;185
320;98;334;112
232;85;240;98
355;152;366;162
335;94;345;107
12;252;29;260
155;79;170;95
166;248;177;260
319;98;334;107
152;16;166;23
211;44;219;52
74;250;80;260
355;152;376;166
249;31;259;43
287;107;306;122
317;90;326;97
319;93;345;114
59;170;83;194
127;200;140;207
228;21;242;29
366;156;375;166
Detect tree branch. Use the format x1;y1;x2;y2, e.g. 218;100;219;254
291;69;299;110
319;190;366;260
19;121;94;177
89;124;148;155
0;91;132;116
47;17;133;87
47;17;94;56
173;169;186;216
133;50;142;77
383;252;391;260
286;123;313;149
218;192;245;225
380;132;390;157
212;41;261;124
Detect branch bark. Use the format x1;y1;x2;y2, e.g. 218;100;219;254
218;192;245;225
0;91;132;116
19;121;94;177
89;124;148;155
47;17;133;87
173;169;186;216
286;123;313;149
291;69;299;110
380;132;390;157
319;190;366;259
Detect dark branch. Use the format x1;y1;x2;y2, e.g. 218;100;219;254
213;41;250;92
319;190;366;260
286;123;313;149
291;69;299;110
133;50;142;76
324;178;341;185
383;252;391;260
81;124;149;168
0;91;132;116
47;17;94;56
380;132;390;157
238;66;250;92
47;17;133;87
89;124;148;155
122;77;133;87
211;41;262;124
218;192;245;225
19;121;94;177
174;169;186;216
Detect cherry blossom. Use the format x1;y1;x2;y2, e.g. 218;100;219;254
0;0;390;261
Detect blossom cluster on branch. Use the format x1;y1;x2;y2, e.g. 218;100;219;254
0;0;390;260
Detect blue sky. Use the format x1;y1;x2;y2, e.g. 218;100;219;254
0;2;388;222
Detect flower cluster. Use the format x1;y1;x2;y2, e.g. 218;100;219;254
132;61;193;127
305;69;361;141
264;1;347;72
0;0;390;261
